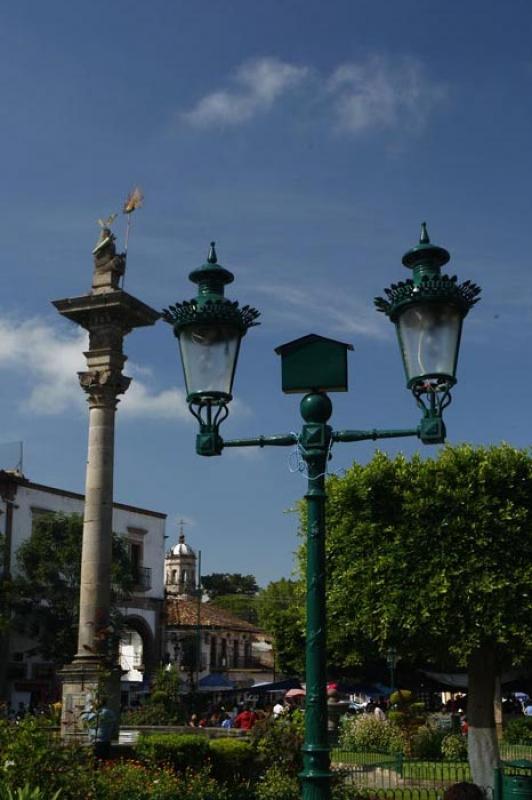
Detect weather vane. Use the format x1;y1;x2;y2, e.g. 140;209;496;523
123;186;144;259
92;188;144;288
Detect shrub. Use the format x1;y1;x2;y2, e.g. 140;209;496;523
94;761;180;800
388;690;427;756
504;717;532;745
255;766;300;800
176;768;229;800
121;702;184;726
209;737;256;783
135;733;210;773
441;733;468;761
0;787;61;800
0;718;93;800
411;724;447;759
251;710;305;775
338;714;404;754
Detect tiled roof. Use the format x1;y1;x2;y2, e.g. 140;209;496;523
165;598;261;633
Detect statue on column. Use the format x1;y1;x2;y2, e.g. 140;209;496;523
91;214;126;293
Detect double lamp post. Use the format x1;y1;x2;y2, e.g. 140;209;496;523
162;224;480;800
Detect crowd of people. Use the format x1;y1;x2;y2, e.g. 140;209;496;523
187;697;298;731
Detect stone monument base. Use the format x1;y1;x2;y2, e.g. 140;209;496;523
59;657;121;742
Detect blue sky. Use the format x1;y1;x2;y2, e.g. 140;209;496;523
1;1;532;586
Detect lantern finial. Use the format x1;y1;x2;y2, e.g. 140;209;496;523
420;222;430;244
207;242;218;264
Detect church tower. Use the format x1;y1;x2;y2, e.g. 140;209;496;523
165;523;197;599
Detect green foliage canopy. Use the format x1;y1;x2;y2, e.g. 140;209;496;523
12;513;134;666
256;578;305;675
200;572;258;599
211;593;259;624
320;444;532;670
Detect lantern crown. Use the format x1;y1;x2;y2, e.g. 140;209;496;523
374;224;481;322
162;242;260;335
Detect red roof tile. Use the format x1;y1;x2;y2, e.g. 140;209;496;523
165;598;261;633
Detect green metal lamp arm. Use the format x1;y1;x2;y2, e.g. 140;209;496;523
332;427;419;444
195;404;446;455
222;434;298;448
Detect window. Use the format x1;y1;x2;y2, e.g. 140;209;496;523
233;640;239;668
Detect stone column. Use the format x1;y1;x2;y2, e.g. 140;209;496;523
53;224;159;739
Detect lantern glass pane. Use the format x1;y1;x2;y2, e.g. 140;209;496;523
397;302;462;382
179;324;241;398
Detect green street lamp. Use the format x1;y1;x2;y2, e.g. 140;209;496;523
163;227;480;800
375;222;480;441
163;242;260;455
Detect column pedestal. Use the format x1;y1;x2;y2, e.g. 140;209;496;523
59;660;121;742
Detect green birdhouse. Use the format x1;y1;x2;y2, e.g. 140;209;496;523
275;334;353;394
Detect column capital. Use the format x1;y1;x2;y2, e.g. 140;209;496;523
78;369;131;408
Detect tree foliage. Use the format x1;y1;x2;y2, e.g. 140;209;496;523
256;578;305;675
320;445;532;669
303;443;532;788
12;512;134;666
201;572;258;600
211;593;259;624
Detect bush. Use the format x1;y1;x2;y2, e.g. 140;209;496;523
441;733;468;761
504;717;532;745
338;714;404;754
135;733;210;773
95;761;179;800
251;710;305;775
121;703;184;726
0;718;94;800
0;787;61;800
388;690;427;756
209;738;256;783
95;763;228;800
255;766;300;800
411;724;447;759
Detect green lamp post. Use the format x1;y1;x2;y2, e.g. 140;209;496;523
163;226;480;800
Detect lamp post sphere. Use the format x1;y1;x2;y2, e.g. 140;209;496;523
375;223;480;398
162;243;260;408
300;391;333;423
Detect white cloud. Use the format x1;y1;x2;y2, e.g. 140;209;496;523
328;56;445;134
182;57;309;127
121;383;189;420
255;283;388;340
0;316;87;413
181;54;444;136
0;315;190;420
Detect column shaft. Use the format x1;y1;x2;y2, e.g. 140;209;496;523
76;401;116;658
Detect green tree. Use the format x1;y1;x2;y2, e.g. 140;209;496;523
257;579;305;675
313;445;532;791
211;593;259;624
201;572;258;600
12;512;134;666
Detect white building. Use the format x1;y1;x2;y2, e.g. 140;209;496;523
164;534;275;690
0;470;166;709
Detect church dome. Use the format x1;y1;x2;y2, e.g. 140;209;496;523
170;533;195;557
